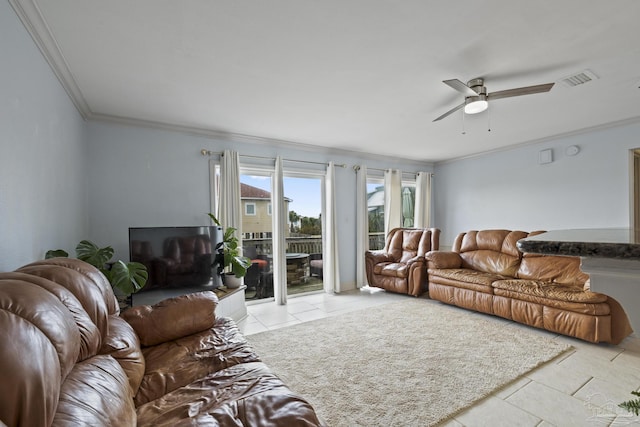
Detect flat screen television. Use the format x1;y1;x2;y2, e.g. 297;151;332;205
129;226;223;293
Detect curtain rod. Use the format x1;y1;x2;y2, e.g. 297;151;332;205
201;149;346;168
353;165;434;176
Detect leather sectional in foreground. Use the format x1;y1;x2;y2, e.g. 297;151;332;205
0;258;324;426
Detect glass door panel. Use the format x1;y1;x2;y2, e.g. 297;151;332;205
283;175;323;296
367;178;385;250
240;172;274;301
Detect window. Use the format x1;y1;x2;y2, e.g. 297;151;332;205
366;177;385;250
366;173;418;250
245;203;256;216
267;203;272;216
401;182;416;228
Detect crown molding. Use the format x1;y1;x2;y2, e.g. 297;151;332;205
435;115;640;166
90;112;435;168
9;0;91;118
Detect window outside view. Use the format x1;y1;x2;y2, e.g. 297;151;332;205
240;174;324;300
367;179;417;251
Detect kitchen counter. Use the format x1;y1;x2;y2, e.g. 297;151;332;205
517;228;640;259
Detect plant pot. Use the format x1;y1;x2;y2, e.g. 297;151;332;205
224;273;244;289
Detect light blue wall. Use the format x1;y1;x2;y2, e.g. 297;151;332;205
434;122;640;248
87;121;433;289
0;2;88;271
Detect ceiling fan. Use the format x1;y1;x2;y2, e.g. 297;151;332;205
433;78;554;122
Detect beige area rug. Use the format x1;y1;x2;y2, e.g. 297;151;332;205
247;298;572;426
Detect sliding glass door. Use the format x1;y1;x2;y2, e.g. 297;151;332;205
367;177;385;250
283;174;324;296
239;171;274;301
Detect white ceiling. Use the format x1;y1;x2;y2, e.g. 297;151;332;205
11;0;640;162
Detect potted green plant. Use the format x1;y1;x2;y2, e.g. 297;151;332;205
46;240;148;298
208;213;251;288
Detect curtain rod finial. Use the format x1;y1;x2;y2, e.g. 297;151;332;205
201;149;210;156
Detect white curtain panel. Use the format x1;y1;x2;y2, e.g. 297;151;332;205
219;150;242;234
324;161;341;293
355;165;369;287
384;169;402;236
272;156;287;305
208;159;219;216
414;171;432;228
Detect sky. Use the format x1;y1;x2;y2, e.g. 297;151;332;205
241;174;322;218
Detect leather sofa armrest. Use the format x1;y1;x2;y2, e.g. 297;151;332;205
425;251;462;269
365;250;394;264
121;291;218;347
405;255;425;266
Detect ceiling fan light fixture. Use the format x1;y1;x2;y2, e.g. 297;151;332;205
464;95;488;114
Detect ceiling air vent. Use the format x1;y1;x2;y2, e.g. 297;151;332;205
559;69;599;87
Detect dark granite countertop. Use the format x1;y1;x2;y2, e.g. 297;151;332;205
517;228;640;260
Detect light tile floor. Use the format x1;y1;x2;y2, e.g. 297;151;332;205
237;288;640;427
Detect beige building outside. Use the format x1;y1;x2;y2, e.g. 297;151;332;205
241;183;291;239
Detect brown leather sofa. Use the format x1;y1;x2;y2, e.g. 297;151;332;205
365;227;440;296
426;229;633;344
0;258;324;426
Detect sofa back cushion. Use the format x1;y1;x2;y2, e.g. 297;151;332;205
0;280;79;427
0;271;102;362
517;253;589;286
17;258;120;345
122;291;218;347
385;227;440;262
53;355;136;427
101;315;145;395
1;260;139;427
453;230;529;276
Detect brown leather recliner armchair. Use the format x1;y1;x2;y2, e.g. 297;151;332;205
365;227;440;296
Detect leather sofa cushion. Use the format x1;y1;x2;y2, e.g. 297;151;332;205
0;281;77;427
135;317;260;406
428;268;506;287
17;262;113;342
19;258;119;316
388;228;434;262
453;230;535;276
517;254;589;286
426;251;462;269
493;287;610;316
101;315;146;396
493;279;607;303
122;291;218;347
457;230;528;257
136;362;324;426
460;250;521;276
0;271;101;362
53;355;136;427
373;262;408;278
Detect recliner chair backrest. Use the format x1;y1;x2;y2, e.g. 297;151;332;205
384;228;440;262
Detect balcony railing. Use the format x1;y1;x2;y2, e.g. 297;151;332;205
244;232;386;255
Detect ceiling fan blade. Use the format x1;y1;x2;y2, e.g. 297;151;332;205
433;102;465;122
443;79;478;97
487;83;554;101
